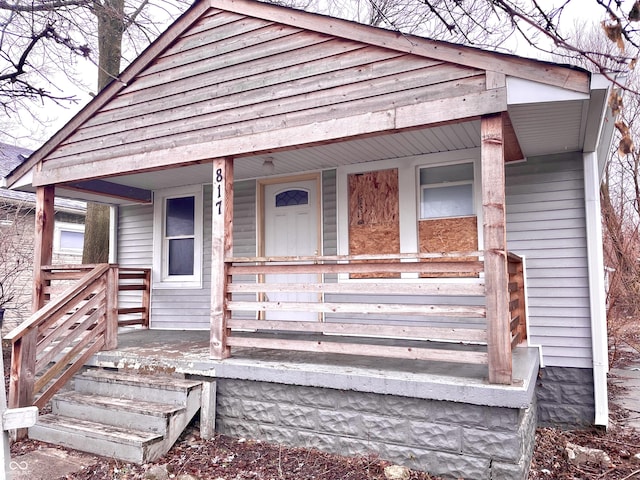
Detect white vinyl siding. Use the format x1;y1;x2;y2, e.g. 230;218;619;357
119;186;210;330
230;180;257;319
117;204;153;318
150;185;212;329
322;169;337;256
506;152;591;368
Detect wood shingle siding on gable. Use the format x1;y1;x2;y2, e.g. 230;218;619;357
35;8;501;185
506;153;591;369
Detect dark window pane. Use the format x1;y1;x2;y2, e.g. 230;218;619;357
168;238;194;275
275;189;309;207
166;197;195;236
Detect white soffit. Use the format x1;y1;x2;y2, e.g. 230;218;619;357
8;168;34;191
507;77;590;104
508;100;586;157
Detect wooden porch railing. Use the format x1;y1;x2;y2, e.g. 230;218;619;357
6;264;151;412
6;264;114;411
508;253;528;348
224;252;492;365
42;264;151;328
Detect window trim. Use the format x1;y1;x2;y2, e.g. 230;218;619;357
153;185;204;289
418;163;475;220
53;222;85;255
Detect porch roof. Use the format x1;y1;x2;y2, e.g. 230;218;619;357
86;329;539;409
2;0;613;205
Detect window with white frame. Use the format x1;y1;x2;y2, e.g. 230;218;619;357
153;186;203;288
54;222;85;255
419;162;474;219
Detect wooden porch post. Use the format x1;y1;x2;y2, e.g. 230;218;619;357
481;113;512;385
210;157;233;359
104;265;119;350
33;185;54;312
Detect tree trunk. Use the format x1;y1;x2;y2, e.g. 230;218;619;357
82;202;111;263
82;0;125;264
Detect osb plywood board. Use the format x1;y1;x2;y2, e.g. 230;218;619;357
419;216;478;278
348;169;400;278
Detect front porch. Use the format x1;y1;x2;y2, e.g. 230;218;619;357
87;329;539;408
88;328;539;479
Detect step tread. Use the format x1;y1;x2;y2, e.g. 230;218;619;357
54;391;184;417
80;369;202;391
32;414;163;446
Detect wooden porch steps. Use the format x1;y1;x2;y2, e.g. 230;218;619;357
29;369;203;464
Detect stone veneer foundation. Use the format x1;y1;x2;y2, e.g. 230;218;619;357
536;366;595;428
216;379;537;480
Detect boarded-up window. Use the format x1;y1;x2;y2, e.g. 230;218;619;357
418;163;478;277
348;169;400;278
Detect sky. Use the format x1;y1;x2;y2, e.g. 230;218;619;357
0;0;632;152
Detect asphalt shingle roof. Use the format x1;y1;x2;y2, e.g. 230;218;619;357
0;142;86;213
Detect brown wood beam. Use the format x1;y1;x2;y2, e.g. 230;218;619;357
503;112;524;163
481;113;512;385
32;89;506;186
210;157;233;359
33;185;55;312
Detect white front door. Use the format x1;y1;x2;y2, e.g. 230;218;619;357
264;179;319;321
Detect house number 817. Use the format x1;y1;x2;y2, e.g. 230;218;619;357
215;168;223;215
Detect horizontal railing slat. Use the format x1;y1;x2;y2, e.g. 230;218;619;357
228;252;484;263
229;261;484;275
118;307;146;315
228;282;485;296
228;301;486;317
228;319;487;342
227;336;489;364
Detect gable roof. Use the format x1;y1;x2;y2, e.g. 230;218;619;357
0;142;85;213
5;0;592;190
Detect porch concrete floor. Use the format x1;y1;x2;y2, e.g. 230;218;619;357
87;329;539;409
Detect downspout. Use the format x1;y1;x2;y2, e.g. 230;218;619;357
583;151;609;427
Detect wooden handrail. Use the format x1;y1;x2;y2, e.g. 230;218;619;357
7;264;115;418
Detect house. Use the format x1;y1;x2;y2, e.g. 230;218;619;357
0;0;616;478
0;142;86;330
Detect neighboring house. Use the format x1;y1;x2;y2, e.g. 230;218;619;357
0;142;86;330
1;0;617;478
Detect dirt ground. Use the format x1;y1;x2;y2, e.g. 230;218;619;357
6;347;640;480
